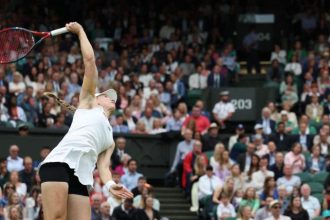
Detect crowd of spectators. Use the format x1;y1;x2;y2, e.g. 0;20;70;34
1;0;330;220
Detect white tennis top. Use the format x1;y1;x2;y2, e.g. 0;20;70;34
41;106;114;187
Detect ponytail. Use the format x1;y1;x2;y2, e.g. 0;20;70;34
43;92;77;113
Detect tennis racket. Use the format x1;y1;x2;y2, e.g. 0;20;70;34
0;27;68;64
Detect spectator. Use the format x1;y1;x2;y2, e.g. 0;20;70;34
228;124;245;151
269;122;293;151
149;118;167;134
181;105;210;135
112;198;136;220
169;129;194;185
230;164;245;191
216;191;236;219
207;64;228;88
123;107;137;131
17;123;30;137
33;146;51;169
100;202;111;220
133;185;160;211
6;145;23;172
91;193;102;220
139;107;156;133
18;156;35;194
214;150;233;182
284;143;305;174
112;114;129;133
276;166;301;195
111;137;128;170
9;72;26;96
284;196;309;220
270;44;287;66
300;184;321;219
133;195;161;220
9;171;27;199
182;140;208;192
131;176;147;197
243;25;260;75
265;200;291;220
210;142;225;172
239;187;260;217
260;177;279;203
257;107;276;135
189;64;208;89
255;196;274;220
201;123;222;152
230;134;249;162
132;120;148;134
0;158;9;189
237;205;253;220
305;145;326;174
121;159;143;191
212;91;235;129
254;134;269;157
8;96;27;127
269;152;285;180
285;55;302;76
267;141;277;166
306;95;324;122
196;165;222;209
244;154;260;186
292;122;314;151
250;156;274;194
106;172;122;212
165;109;183;132
266;59;285;88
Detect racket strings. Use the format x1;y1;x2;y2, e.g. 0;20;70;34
0;29;35;63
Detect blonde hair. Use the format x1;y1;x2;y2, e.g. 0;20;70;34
44;92;76;113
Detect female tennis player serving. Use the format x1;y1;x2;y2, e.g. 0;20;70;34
39;22;133;220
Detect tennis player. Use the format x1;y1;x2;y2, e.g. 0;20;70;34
38;22;133;220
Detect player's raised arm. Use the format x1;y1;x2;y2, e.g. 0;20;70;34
65;22;97;105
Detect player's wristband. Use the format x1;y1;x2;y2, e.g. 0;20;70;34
105;180;116;191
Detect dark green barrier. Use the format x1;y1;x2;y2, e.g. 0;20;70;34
0;128;181;180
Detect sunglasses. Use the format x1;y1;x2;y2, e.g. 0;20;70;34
6;186;14;189
272;206;281;209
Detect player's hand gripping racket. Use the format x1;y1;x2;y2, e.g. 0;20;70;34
0;27;68;64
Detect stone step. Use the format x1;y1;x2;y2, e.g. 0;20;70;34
161;203;190;210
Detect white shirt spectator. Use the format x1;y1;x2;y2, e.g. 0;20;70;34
212;101;235;120
217;202;236;218
198;174;222;200
285;63;302;76
16;182;27;199
251;170;274;194
270;50;287;65
7;156;24;172
301;196;320;219
189;73;208;89
107;197;122;215
139;74;153;88
276;175;301;195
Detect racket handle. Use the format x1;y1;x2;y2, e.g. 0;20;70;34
50;27;69;36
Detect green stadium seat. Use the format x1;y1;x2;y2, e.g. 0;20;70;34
295;172;313;183
186;89;203;108
307;182;324;194
224;217;237;220
312;217;323;220
312;193;324;205
205;151;214;160
303;151;311;161
313;171;329;184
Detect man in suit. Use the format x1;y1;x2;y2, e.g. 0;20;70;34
257;107;276;135
237;143;256;173
111;137;128;169
207;64;228;88
269;122;293;152
112;198;136;220
291;122;314;151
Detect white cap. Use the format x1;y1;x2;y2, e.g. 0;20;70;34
95;89;117;103
254;124;263;130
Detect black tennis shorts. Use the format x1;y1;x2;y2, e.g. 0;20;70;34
39;162;89;196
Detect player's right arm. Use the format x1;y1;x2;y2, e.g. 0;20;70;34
65;22;97;109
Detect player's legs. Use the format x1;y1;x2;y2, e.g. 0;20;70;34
39;163;71;220
67;194;91;220
41;182;68;220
